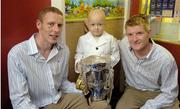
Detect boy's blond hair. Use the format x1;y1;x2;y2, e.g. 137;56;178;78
87;9;105;20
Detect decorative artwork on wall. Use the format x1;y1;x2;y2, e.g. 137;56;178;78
65;0;124;21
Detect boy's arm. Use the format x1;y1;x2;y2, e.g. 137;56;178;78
74;38;84;73
110;37;120;67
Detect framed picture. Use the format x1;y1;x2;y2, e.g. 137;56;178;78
65;0;124;21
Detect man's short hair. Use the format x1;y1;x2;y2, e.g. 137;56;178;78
38;7;63;22
125;14;150;32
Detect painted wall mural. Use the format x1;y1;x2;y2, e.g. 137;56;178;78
65;0;124;21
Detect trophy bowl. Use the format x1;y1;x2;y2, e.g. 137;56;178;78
80;56;114;102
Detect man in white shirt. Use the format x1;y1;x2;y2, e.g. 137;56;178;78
8;7;90;109
116;14;179;109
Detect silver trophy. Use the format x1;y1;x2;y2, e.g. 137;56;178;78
80;55;114;103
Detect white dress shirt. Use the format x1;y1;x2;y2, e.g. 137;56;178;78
75;31;120;73
8;34;73;109
119;37;179;109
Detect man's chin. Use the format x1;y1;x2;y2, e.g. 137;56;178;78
131;46;142;51
49;40;58;45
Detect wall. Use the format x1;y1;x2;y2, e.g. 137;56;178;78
1;0;51;108
130;0;140;16
65;19;124;81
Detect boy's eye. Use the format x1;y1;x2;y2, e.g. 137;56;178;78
90;24;103;27
127;33;133;36
91;24;95;26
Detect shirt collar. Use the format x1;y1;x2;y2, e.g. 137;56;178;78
146;39;156;59
27;33;64;55
27;33;38;55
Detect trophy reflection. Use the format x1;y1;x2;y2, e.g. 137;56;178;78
76;55;114;103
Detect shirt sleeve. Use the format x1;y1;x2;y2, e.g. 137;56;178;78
140;59;179;109
110;37;120;67
74;37;84;73
61;80;83;94
61;46;82;94
8;52;38;109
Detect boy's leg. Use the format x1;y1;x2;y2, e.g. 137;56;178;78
43;93;90;109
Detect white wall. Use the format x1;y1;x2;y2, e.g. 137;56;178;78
51;0;66;42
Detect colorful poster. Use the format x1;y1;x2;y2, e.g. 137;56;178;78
65;0;124;21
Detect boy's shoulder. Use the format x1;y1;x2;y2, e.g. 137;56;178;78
103;31;115;38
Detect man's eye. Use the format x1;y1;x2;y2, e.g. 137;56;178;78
136;32;144;35
48;23;54;27
58;24;63;28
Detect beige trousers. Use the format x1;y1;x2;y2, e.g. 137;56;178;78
42;93;111;109
116;86;179;109
43;93;90;109
90;100;111;109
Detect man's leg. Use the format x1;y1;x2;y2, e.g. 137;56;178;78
115;86;160;109
163;100;179;109
90;100;111;109
43;93;90;109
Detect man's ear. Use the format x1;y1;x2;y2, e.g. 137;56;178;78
148;29;152;38
36;19;41;29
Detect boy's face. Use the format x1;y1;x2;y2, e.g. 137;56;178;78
126;25;151;53
88;14;105;37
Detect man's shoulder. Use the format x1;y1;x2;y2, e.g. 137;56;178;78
119;37;129;48
154;43;175;62
8;40;28;57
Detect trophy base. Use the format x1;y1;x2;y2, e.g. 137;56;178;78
91;96;106;102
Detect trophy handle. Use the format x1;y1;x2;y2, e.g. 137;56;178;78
76;73;89;95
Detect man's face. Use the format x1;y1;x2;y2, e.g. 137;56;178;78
88;14;105;37
126;25;151;52
36;12;63;45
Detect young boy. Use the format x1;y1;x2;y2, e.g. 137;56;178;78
74;9;120;109
75;9;120;73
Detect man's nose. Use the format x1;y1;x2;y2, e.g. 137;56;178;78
53;25;60;32
132;34;138;41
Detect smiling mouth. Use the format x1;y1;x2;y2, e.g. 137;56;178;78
49;34;59;37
